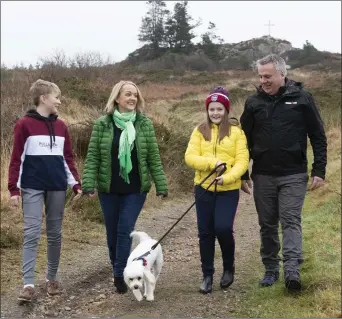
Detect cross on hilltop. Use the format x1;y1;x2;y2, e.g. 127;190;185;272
264;20;275;37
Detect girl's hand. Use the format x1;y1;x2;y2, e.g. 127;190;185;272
215;160;226;173
214;176;223;185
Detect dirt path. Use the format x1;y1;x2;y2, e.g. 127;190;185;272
0;191;259;318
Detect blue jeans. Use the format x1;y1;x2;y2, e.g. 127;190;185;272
195;186;239;277
98;192;147;278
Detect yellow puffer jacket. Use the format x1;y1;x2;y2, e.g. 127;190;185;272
185;124;249;192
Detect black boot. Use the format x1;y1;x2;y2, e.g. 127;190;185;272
114;277;127;294
199;276;213;294
220;270;234;289
285;271;301;292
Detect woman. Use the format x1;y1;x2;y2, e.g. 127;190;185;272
185;86;249;294
82;80;168;294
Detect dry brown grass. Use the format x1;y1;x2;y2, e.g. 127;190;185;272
58;97;101;125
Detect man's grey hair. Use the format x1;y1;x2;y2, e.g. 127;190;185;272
256;54;287;76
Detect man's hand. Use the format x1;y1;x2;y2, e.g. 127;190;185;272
241;180;252;194
10;195;20;208
309;176;324;191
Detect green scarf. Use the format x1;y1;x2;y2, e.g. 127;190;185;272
113;109;137;184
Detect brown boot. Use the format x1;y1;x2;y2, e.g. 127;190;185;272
18;286;35;302
46;280;60;296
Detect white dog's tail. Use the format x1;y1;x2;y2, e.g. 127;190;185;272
130;231;151;243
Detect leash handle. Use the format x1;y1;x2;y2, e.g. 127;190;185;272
150;162;227;251
198;163;226;187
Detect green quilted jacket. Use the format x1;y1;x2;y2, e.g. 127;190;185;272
82;112;168;195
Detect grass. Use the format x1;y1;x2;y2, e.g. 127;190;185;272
234;193;341;318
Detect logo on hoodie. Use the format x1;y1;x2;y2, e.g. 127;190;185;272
39;141;58;148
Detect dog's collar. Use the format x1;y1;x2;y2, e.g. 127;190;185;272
133;250;151;267
134;256;148;267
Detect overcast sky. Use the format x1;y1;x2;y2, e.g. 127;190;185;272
1;1;341;68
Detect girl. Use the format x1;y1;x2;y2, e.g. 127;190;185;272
185;86;249;294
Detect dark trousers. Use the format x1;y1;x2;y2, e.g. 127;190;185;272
195;186;239;277
98;192;146;278
252;173;308;274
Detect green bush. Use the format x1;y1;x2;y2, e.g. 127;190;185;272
153;118;193;191
57;77;108;107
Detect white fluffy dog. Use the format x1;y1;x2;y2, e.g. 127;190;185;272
123;231;163;302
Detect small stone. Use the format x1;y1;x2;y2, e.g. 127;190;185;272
95;294;106;301
65;307;71;311
44;311;51;316
70;295;76;300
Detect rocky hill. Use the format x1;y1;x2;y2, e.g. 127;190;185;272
220;36;291;60
215;35;293;69
124;36;341;72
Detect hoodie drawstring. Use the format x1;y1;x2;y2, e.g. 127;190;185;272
44;119;56;151
24;109;57;151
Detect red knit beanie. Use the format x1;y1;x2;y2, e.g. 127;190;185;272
205;86;230;112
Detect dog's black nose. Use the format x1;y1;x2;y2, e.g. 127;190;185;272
134;285;139;289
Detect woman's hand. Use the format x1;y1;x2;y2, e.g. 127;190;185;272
156;192;168;199
84;191;97;198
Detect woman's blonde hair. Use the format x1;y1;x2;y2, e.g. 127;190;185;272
104;80;145;114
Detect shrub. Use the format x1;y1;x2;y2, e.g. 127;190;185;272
0;226;22;249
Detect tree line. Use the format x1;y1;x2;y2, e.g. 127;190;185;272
136;0;224;60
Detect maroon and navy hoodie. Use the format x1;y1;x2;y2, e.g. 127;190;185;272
8;109;81;197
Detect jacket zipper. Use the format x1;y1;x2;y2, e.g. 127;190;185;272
213;128;218;179
134;121;144;194
106;121;114;193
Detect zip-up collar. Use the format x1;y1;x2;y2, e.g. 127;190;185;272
256;78;303;99
25;109;58;151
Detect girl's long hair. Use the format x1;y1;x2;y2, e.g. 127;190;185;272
197;109;239;142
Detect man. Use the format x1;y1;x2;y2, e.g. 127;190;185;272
240;54;327;292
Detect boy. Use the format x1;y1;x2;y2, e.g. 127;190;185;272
8;79;82;302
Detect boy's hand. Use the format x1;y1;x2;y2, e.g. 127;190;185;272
10;195;20;208
73;190;83;201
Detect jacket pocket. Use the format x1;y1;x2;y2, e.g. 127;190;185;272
277;143;303;167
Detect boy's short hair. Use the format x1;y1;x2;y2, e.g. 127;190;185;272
29;79;61;106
